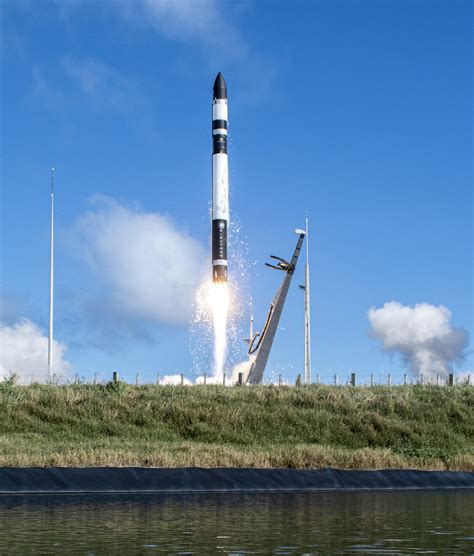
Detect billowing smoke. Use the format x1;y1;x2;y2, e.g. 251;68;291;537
195;374;226;385
231;356;255;384
159;374;192;386
0;319;71;383
368;301;468;378
73;195;205;325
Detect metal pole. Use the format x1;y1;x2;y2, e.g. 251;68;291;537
156;373;160;385
223;373;226;386
304;216;312;384
204;373;207;385
180;373;184;386
278;373;282;386
249;297;254;343
350;372;356;387
387;372;391;387
403;373;407;386
316;373;320;385
370;373;374;387
113;371;118;383
334;373;338;386
48;168;55;381
420;373;424;386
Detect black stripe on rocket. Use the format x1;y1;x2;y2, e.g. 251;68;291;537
212;134;227;154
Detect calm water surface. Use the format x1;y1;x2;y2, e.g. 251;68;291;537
0;491;472;554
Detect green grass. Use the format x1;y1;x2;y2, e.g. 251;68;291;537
0;381;472;469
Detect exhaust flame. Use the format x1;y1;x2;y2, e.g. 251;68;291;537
190;218;252;380
193;280;230;378
210;282;229;377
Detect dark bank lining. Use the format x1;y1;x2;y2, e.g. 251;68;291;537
0;467;473;495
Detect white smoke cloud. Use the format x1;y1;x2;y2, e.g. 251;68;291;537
0;318;71;383
231;356;255;384
160;374;192;386
73;196;205;325
368;301;468;378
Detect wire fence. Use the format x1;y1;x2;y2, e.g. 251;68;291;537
19;370;472;387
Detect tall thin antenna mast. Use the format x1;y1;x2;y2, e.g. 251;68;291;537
304;215;312;384
249;297;254;341
48;167;55;381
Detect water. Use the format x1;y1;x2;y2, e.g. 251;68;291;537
0;491;472;554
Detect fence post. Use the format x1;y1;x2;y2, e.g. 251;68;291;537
156;373;160;385
350;372;356;387
93;372;98;385
238;372;243;386
387;372;391;387
370;373;374;387
467;374;471;386
74;373;79;385
204;373;207;385
223;373;226;386
136;372;140;386
112;371;118;384
316;373;320;385
403;373;407;386
448;373;454;386
334;373;338;386
278;373;282;386
436;373;440;386
180;373;184;386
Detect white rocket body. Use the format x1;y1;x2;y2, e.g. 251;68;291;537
212;73;229;283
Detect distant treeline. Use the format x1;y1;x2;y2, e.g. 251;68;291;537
0;381;472;470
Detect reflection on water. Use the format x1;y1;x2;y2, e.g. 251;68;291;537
0;491;473;554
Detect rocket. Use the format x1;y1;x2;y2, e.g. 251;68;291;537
212;72;229;283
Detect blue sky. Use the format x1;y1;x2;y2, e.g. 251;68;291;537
1;0;472;384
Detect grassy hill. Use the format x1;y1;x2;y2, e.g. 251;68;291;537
0;381;472;469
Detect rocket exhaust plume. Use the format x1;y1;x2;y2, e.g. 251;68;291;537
210;283;229;377
211;72;229;376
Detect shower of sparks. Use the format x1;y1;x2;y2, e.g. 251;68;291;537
189;217;255;380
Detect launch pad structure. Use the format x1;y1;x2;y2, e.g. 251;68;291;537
246;230;306;384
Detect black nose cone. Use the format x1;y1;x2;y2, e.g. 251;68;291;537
213;72;227;99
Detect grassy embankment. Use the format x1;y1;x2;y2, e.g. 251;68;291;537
0;380;472;469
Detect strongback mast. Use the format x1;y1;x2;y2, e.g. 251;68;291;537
246;231;306;384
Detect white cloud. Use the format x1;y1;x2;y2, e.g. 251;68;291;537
368;301;468;378
72;196;205;325
112;0;247;57
0;319;71;383
61;57;141;110
63;57;113;97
